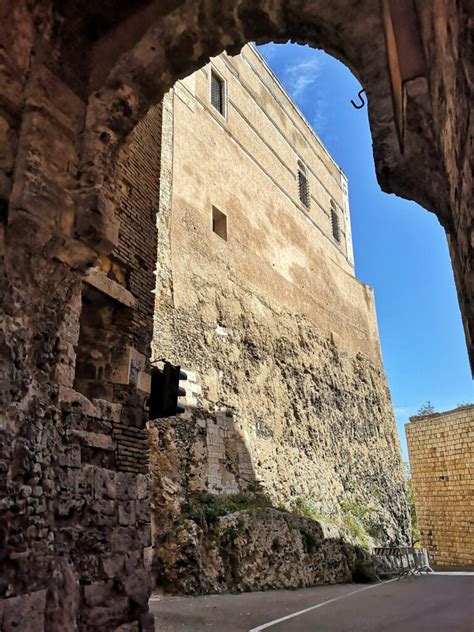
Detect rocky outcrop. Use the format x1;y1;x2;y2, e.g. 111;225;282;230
150;259;410;591
151;273;411;545
154;506;383;594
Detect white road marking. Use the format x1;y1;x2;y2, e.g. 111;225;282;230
431;571;474;576
248;579;397;631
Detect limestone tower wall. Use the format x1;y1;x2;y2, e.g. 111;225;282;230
150;46;410;546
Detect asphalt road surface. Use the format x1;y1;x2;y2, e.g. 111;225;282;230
150;574;474;631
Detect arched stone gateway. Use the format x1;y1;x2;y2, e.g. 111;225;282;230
0;1;472;630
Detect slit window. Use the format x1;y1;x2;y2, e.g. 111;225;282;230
210;70;225;116
297;162;310;208
331;202;340;243
212;206;227;241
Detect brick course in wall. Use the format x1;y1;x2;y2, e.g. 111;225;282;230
114;104;163;358
406;406;474;567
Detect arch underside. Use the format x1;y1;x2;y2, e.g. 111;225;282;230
73;0;472;370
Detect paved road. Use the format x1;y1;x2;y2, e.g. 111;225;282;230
150;575;474;631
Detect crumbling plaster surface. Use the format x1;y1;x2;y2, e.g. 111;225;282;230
0;1;472;630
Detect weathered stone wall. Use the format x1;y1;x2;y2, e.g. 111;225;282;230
415;0;474;372
0;15;161;628
114;105;163;357
150;283;410;543
150;51;410;584
150;505;384;595
406;405;474;567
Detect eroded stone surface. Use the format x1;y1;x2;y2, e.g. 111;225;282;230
153;507;383;594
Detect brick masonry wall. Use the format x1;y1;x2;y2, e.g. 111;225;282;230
406;406;474;566
114;104;163;358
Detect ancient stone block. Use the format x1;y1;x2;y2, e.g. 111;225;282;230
85;269;136;308
67;429;115;451
1;589;46;632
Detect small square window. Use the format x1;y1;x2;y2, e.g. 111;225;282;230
212;206;227;241
210;71;225;116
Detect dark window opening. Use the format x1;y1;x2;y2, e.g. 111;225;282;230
297;163;310;208
211;71;225;115
212;206;227;241
74;284;132;401
331;206;340;243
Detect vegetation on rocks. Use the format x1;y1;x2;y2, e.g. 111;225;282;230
405;478;421;546
415;401;435;416
180;487;396;552
289;496;388;550
181;488;277;525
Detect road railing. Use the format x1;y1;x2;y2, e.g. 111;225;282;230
372;547;434;580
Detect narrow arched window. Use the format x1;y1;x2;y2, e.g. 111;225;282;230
330;199;340;243
210;70;226;116
297;161;310;208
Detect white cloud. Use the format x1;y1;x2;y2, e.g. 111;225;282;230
258;43;280;62
311;96;328;133
257;45;328;134
283;56;325;100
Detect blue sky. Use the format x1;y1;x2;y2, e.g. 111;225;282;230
257;43;473;461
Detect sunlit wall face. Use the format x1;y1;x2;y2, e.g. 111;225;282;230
258;42;473;461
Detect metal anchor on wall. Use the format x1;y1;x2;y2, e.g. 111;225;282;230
351;89;366;109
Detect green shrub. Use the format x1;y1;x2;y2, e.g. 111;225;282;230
272;537;283;552
292;497;321;521
366;518;385;541
291;497;337;526
415;401;435;416
406;479;421;547
343;514;370;550
222;525;238;542
181;490;275;525
370;486;386;500
340;500;373;521
181;492;229;524
246;479;265;494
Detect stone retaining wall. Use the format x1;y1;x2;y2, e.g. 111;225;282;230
406;405;474;566
153;506;381;595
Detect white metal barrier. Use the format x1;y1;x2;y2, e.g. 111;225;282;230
372;547;434;579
